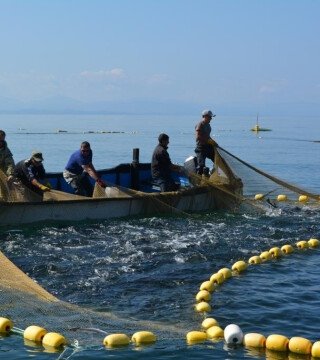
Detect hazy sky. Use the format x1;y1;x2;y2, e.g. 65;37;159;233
0;0;319;107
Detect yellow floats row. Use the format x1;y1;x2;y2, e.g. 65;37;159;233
0;317;156;349
189;237;320;356
254;193;314;203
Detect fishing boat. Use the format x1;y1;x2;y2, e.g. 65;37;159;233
0;149;242;227
250;114;271;132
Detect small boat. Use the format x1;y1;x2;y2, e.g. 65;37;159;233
0;150;242;227
250;114;271;132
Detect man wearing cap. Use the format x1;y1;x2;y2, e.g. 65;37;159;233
0;130;15;180
151;133;182;192
13;150;50;197
63;141;106;197
195;109;218;175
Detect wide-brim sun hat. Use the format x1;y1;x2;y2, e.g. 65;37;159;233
202;109;216;117
31;150;44;162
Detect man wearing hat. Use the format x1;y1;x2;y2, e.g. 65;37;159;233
13;150;50;197
0;130;15;180
151;133;182;192
194;109;218;175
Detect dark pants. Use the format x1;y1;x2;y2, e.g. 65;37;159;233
72;173;93;197
195;144;215;175
153;177;180;192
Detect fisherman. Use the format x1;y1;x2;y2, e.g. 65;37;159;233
63;141;106;197
151;133;182;192
0;130;15;180
195;109;218;175
13;150;50;198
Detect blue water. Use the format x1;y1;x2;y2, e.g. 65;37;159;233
0;114;320;359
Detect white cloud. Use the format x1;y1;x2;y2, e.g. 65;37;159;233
80;68;125;81
147;73;170;84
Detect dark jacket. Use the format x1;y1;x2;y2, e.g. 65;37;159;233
14;159;46;193
151;143;173;180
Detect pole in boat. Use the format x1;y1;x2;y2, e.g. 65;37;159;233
131;148;140;190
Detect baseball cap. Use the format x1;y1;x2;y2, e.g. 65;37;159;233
202;110;216;117
31;150;44;162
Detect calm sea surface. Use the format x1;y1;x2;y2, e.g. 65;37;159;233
0;114;320;359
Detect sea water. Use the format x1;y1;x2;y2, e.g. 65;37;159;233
0;113;320;359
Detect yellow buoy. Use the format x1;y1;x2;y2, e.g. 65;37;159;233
24;325;47;343
269;247;282;258
195;302;211;313
288;336;312;355
103;333;130;347
218;267;232;279
42;332;66;349
277;194;287;202
281;244;294;254
266;334;289;352
254;194;264;201
248;255;262;265
200;280;215;292
206;325;224;339
202;318;219;330
0;317;13;333
232;260;247;273
186;331;207;344
210;272;225;285
243;333;266;348
296;240;308;249
196;290;211;302
260;251;272;261
131;331;156;345
311;341;320;358
308;238;320;247
298;195;309;203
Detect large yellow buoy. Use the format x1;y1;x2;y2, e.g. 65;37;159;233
277;194;287;202
202;318;219;330
311;341;320;358
254;194;264;201
296;240;308;249
288;336;312;355
308;238;320;247
232;260;247;273
243;333;266;348
218;267;232;279
186;331;207;344
200;280;215;292
210;272;225;285
206;325;224;339
260;251;272;261
281;244;294;254
298;195;309;203
0;317;13;333
131;331;156;345
266;334;289;352
248;255;262;265
195;301;211;313
24;325;47;343
42;332;66;349
103;333;130;347
269;247;282;258
196;290;211;302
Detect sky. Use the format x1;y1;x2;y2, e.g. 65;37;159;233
0;0;319;114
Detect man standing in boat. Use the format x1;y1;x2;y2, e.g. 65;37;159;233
13;150;50;200
0;130;15;181
195;109;218;175
151;133;182;192
63;141;106;197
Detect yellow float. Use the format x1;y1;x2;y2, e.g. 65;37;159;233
201;318;219;330
131;331;156;345
296;240;308;249
103;333;130;347
200;280;215;292
23;325;47;343
254;194;264;201
281;244;294;254
288;336;312;355
42;332;66;349
231;260;247;273
308;238;320;247
269;247;282;258
277;194;287;202
195;301;211;313
0;317;13;333
217;267;232;279
243;333;266;348
248;255;262;264
196;290;211;302
312;341;320;358
298;195;309;202
206;326;224;339
186;331;207;344
210;272;225;285
266;334;289;352
260;251;272;261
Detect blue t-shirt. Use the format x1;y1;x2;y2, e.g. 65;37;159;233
65;149;92;175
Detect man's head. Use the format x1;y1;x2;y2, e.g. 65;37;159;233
80;141;91;155
0;130;6;148
31;150;44;166
158;133;169;146
202;109;215;121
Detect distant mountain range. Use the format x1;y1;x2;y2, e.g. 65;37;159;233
0;95;320;116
